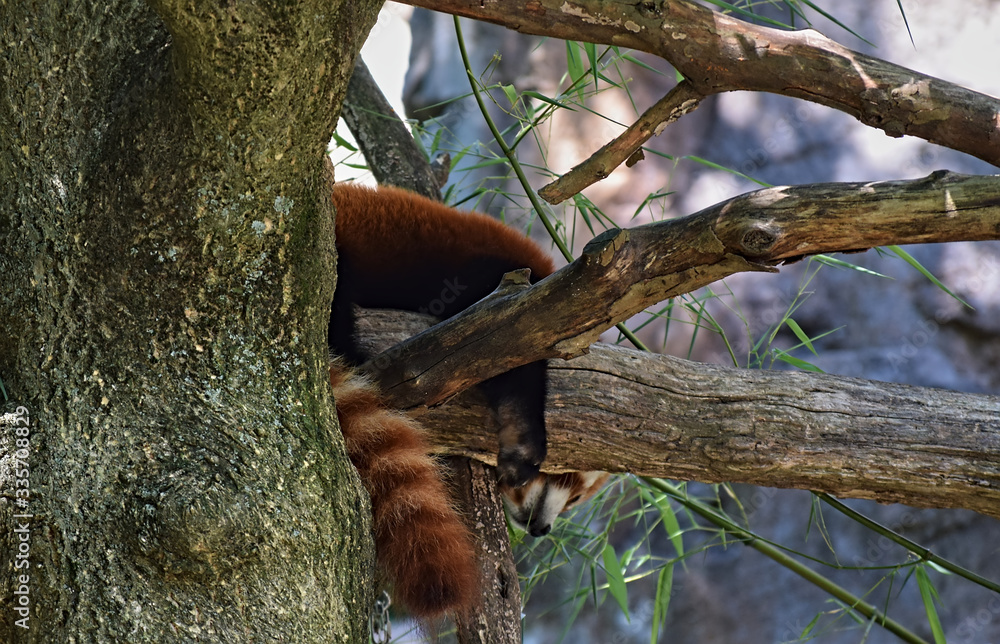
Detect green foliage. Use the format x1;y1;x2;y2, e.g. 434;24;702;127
887;245;972;308
916;566;947;644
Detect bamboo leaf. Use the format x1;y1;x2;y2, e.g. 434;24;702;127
651;565;674;644
602;542;630;619
916;567;946;644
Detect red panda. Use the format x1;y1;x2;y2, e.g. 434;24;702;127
331;183;553;487
329;183;608;618
329;358;478;618
501;471;611;537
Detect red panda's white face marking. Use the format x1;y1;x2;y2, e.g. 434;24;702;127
500;471;610;537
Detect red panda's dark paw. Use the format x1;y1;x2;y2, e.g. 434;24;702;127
496;447;542;488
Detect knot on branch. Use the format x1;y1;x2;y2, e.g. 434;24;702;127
739;223;779;256
582;227;629;266
128;473;263;581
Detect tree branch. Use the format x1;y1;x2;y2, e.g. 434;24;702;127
401;0;1000;179
342;59;444;200
357;309;1000;520
350;171;1000;519
363;171;1000;408
538;80;702;204
446;458;523;644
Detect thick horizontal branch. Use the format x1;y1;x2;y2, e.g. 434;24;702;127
358;310;1000;519
363;171;1000;408
402;0;1000;170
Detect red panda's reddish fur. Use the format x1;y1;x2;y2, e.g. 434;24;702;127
331;183;555;284
330;360;479;619
329;184;609;619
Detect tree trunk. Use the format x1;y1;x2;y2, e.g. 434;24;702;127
1;1;381;641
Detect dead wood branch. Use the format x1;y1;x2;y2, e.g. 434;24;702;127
362;171;1000;409
402;0;1000;194
538;81;702;204
357;310;1000;519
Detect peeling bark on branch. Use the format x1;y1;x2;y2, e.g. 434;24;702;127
401;0;1000;173
362;171;1000;409
357;310;1000;520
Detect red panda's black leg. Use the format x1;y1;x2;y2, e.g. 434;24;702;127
480;362;548;487
331;218;553;487
329;256;368;365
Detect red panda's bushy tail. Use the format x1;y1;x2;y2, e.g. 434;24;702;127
329;359;479;619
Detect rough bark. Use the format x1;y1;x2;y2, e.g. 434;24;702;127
342;59;444;201
447;458;523;644
0;1;381;642
362;171;1000;409
401;0;1000;192
356;309;1000;520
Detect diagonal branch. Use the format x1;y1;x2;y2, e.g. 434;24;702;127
401;0;1000;172
538;80;703;204
341;59;444;200
363;170;1000;408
